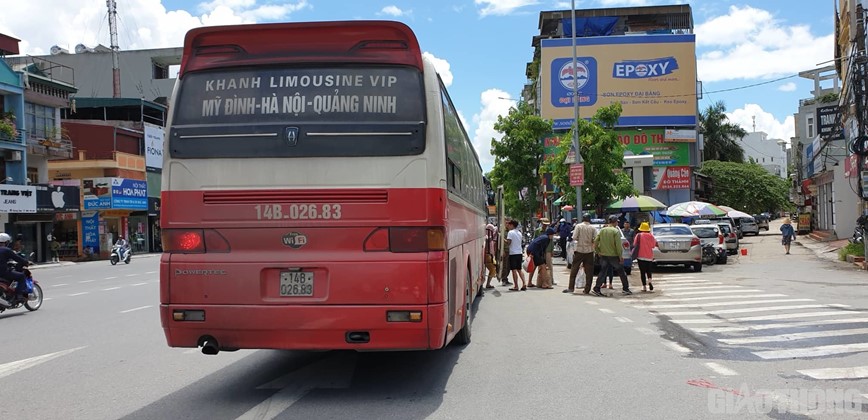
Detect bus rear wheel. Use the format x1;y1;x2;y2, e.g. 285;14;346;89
454;270;472;345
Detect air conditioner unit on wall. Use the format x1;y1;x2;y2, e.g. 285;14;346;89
4;150;22;161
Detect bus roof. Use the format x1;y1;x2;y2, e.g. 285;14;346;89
180;20;423;77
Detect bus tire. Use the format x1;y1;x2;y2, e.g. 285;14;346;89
454;270;472;346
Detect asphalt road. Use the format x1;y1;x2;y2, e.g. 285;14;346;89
2;221;867;419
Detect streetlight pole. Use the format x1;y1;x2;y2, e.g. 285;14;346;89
571;0;583;216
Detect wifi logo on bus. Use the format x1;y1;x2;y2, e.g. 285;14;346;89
282;232;308;248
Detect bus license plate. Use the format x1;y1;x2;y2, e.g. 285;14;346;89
280;271;314;296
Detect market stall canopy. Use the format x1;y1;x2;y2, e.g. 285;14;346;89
606;195;667;212
666;201;727;218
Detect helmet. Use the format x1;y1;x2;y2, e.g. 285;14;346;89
0;233;11;244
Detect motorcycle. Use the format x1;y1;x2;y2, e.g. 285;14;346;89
701;243;717;266
110;245;131;265
850;215;866;244
0;267;43;313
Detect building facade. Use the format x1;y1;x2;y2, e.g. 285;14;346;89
525;5;699;214
740;131;788;178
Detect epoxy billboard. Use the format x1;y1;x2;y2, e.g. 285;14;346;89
540;34;697;129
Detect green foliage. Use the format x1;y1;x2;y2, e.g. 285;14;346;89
0;112;16;139
543;102;637;214
839;243;865;261
700;160;790;214
700;101;746;163
488;102;553;223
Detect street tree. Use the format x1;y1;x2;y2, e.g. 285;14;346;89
488;102;553;225
700;101;747;163
700;160;791;214
544;102;637;215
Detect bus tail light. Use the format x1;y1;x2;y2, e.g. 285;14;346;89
390;227;446;253
363;228;390;252
162;229;230;253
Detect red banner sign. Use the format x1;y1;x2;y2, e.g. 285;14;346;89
844;154;858;178
569;163;584;186
654;166;691;190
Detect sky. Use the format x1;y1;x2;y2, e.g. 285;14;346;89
0;0;837;172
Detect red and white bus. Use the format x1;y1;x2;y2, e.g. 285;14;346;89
159;21;487;354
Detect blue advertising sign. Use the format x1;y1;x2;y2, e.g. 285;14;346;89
549;57;598;109
111;178;148;210
82;211;100;254
83;177;112;210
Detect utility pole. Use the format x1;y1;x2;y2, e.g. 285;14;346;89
107;0;121;98
571;0;583;216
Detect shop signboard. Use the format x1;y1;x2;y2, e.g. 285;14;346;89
111;178;148;210
34;184;81;212
652;166;691;190
540;34;697;128
144;122;165;171
617;128;689;166
83;177;148;210
82;211;100;253
0;185;37;213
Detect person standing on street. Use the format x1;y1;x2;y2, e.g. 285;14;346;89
483;224;498;289
622;220;636;255
780;218;796;255
506;220;527;291
526;228;555;289
557;218;572;261
528;218;551;287
592;215;632;296
633;222;657;292
565;213;596;294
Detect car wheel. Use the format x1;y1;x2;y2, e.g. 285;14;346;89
693;263;702;272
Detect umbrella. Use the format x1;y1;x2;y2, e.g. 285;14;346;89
552;196;566;206
562;205;575;211
727;210;752;219
606;195;667;212
718;205;735;212
666;201;728;218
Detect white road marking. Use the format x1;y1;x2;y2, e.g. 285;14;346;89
660;275;696;280
730;311;864;322
145;271;157;274
670;319;727;324
704;362;739;376
237;354;355;420
0;347;86;380
599;308;614;314
667;289;763;296
689;317;868;334
753;342;868;360
584;301;599;305
43;297;53;301
635;327;657;335
182;349;199;355
78;280;95;284
120;305;152;313
634;294;788;304
68;292;89;297
55;275;72;279
104;276;117;280
614;317;633;323
640;298;814;309
660;285;741;291
656;304;831;317
51;283;68;287
102;287;121;291
125;274;138;277
797;366;868;380
664;342;691;353
720;328;868;345
131;282;147;286
652;280;712;284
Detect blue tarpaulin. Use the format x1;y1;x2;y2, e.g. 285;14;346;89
562;17;619;37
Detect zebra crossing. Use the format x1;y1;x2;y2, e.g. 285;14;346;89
630;274;868;381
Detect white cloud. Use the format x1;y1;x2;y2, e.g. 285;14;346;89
423;51;453;87
379;5;408;17
778;82;797;92
0;0;308;54
696;5;833;82
726;103;795;143
472;89;515;172
598;0;650;5
475;0;539;17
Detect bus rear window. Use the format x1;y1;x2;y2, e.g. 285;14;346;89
169;66;426;158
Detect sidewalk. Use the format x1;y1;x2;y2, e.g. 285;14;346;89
28;252;162;270
795;235;851;264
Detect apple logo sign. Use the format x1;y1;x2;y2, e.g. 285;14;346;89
52;186;65;208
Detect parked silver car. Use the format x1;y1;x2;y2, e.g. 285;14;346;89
652;223;702;272
738;217;760;236
689;224;728;264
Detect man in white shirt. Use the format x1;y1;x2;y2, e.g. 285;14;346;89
505;220;527;291
565;213;597;294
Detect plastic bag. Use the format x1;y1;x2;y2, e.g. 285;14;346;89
522;257;535;273
577;269;586;288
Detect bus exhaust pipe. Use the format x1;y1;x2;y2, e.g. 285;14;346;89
201;338;219;355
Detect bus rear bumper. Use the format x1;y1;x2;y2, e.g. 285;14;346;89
160;303;448;351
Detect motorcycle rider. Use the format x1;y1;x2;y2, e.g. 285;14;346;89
115;236;131;262
0;233;30;307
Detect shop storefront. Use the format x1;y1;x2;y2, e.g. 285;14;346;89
2;184;38;259
148;197;161;252
83;177;147;257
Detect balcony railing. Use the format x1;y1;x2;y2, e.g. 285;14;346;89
26;136;73;159
0;130;25;145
